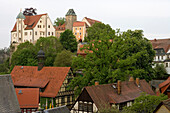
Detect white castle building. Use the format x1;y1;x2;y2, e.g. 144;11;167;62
11;10;55;51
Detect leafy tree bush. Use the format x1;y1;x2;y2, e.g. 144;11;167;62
54;50;73;67
60;29;77;52
70;26;155;95
153;64;169;79
54;17;65;26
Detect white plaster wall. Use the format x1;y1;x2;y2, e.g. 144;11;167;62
23;30;33;42
82;17;91;27
11;32;17;43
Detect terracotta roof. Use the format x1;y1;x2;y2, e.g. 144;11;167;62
15;88;39;108
78;80;155;110
73;21;86;27
55;23;65;31
14;78;49;88
11;66;70;97
84;17;101;26
150;38;170;53
159;76;170;88
11;14;47;32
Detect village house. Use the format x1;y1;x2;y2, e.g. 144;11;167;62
11;10;55;51
55;9;100;41
150;38;170;74
11;49;75;113
71;77;155;113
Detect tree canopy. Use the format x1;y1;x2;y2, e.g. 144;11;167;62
153;64;169;79
54;17;65;26
70;24;155;95
84;22;115;42
60;29;77;53
53;50;73;67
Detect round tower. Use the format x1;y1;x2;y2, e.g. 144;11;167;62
16;9;26;43
65;9;77;31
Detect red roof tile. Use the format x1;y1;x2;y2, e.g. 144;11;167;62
159;77;170;88
55;23;65;31
84;17;101;26
150;38;170;53
11;66;70;97
11;14;47;32
15;88;39;108
83;80;155;109
73;21;86;27
77;44;93;55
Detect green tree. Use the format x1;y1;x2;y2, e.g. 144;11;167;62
54;17;65;26
153;64;168;79
70;28;155;96
54;50;73;67
123;93;168;113
35;36;63;66
60;29;77;52
84;22;115;42
10;41;37;71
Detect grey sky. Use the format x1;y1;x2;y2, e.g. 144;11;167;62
0;0;170;49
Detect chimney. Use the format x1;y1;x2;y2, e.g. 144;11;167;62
95;81;99;86
136;78;140;87
129;76;134;81
117;80;121;95
37;47;45;71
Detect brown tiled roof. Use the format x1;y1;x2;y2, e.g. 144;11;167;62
11;66;70;97
11;14;47;32
150;38;170;53
73;21;86;27
55;23;65;31
15;88;39;108
83;80;155;109
84;17;101;26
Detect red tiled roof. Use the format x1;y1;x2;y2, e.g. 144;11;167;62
150;38;170;53
83;80;155;109
84;17;101;26
11;66;70;97
55;23;65;31
11;14;47;32
15;88;39;108
159;77;170;88
14;78;49;88
73;21;86;27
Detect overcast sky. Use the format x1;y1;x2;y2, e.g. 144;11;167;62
1;0;170;49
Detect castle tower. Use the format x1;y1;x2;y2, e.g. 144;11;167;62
65;9;77;31
16;9;25;43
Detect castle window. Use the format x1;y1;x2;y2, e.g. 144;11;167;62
43;25;45;28
75;33;77;35
52;32;53;36
158;56;160;60
37;25;39;28
40;25;41;28
48;25;50;28
35;31;37;35
25;32;27;36
30;32;31;35
40;20;42;23
80;28;81;30
75;28;77;30
48;32;50;35
80;32;81;35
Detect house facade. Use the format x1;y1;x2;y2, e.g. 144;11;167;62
71;78;155;113
11;10;55;51
150;38;170;74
